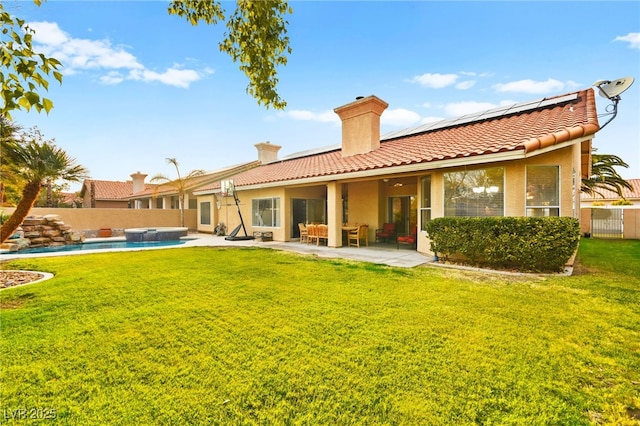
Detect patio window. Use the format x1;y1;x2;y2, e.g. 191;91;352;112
252;198;281;227
420;175;432;231
444;168;504;217
526;166;559;217
200;201;211;225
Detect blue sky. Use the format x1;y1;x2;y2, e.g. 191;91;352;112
7;1;640;192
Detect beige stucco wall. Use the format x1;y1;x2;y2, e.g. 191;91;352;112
345;180;380;243
625;209;640;239
580;208;640;240
419;145;582;255
425;146;580;219
194;143;585;254
199;185;331;240
2;207;196;234
82;199;129;208
211;188;288;241
196;195;218;234
580;208;591;235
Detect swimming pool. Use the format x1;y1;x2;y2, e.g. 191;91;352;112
1;238;192;255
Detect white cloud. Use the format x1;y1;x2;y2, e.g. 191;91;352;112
455;80;476;90
28;21;69;45
381;108;422;127
284;110;340;123
615;32;640;49
128;68;202;89
28;21;206;88
420;116;444;124
444;101;498;116
100;71;125;85
493;78;566;94
410;73;459;88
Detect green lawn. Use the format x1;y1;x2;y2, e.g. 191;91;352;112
1;239;639;425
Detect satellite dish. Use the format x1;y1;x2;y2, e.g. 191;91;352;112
592;76;635;130
593;76;635;100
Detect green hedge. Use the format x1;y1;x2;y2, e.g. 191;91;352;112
425;217;580;273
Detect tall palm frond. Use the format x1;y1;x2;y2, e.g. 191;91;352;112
581;153;633;198
0;132;89;243
150;158;205;227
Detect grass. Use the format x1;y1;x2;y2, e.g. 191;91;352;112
0;240;639;425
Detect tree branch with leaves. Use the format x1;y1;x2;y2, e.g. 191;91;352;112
1;0;63;120
168;0;292;110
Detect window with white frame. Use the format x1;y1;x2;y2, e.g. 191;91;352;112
526;165;559;217
252;198;280;227
420;175;432;231
200;201;211;225
444;168;504;217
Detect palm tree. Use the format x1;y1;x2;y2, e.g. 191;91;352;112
0;117;23;206
581;152;633;199
0;129;89;243
150;158;205;227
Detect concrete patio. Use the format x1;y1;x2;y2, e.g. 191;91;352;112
184;234;433;268
2;233;432;269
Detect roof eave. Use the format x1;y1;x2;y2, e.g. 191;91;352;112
230;135;593;192
524;123;599;154
126;161;261;200
233;150;528;191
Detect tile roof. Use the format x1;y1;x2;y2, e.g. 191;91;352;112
60;192;79;204
129;161;261;198
219;88;599;189
581;178;640;200
80;180;140;200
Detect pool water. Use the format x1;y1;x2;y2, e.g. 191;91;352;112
2;239;192;255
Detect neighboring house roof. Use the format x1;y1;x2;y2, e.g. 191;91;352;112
79;180;142;200
126;161;261;199
198;88;598;192
60;192;79;205
581;178;640;201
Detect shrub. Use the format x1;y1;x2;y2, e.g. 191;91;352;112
611;199;633;206
425;217;580;273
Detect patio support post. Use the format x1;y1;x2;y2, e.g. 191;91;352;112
326;181;342;248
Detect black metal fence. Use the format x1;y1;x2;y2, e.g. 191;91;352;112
591;208;624;239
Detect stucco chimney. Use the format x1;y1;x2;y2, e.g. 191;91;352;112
334;95;388;157
255;141;281;164
130;171;147;194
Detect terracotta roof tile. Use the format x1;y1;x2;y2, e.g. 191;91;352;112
81;180;137;200
130;161;262;198
581;178;640;200
224;89;599;189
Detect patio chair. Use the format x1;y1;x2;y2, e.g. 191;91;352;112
298;223;308;243
375;223;396;243
397;226;418;249
317;224;329;246
306;224;318;245
348;224;368;248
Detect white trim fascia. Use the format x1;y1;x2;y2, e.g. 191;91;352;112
193;189;220;196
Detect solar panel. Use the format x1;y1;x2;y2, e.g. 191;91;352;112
381;93;579;141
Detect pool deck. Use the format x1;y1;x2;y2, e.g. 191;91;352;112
2;233;432;269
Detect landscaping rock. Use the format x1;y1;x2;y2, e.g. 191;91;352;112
8;215;83;252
